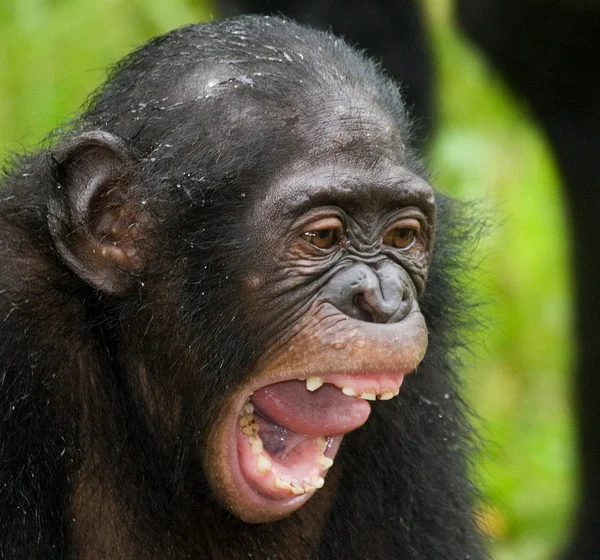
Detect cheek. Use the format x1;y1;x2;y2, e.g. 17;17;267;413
241;265;322;325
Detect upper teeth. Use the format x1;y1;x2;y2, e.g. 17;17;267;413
306;377;324;391
306;377;401;401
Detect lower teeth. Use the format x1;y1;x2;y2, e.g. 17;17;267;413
256;454;272;474
238;398;331;495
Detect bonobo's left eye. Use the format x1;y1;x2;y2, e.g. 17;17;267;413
301;218;343;250
383;220;421;250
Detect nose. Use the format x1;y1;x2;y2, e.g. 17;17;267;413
322;261;415;324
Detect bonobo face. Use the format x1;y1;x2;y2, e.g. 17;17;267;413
205;108;435;522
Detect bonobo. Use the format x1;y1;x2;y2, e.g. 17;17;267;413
0;16;484;559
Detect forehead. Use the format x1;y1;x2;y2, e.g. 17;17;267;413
178;60;407;150
255;159;435;226
172;57;417;203
298;97;407;165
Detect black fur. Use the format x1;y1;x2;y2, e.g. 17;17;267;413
0;16;485;559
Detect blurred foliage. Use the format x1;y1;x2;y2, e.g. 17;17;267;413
0;0;575;558
425;1;575;558
0;0;215;154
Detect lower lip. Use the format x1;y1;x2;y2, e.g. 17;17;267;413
208;371;408;521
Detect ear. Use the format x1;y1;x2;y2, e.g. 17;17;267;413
48;131;147;296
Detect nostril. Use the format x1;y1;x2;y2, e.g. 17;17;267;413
396;288;414;321
353;279;415;324
353;294;378;323
353;294;391;324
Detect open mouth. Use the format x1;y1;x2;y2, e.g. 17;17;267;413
205;303;428;522
228;372;406;517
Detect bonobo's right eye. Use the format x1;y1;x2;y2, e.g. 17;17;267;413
301;218;343;250
302;228;340;249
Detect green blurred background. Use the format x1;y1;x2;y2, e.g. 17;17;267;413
0;0;575;557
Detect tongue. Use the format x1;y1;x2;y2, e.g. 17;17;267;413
251;380;371;436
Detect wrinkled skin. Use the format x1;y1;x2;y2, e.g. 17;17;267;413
206;155;434;521
0;16;485;559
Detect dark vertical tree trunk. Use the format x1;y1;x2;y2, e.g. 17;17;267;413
456;1;600;557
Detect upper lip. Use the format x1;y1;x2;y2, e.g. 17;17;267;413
248;304;428;381
242;368;411;403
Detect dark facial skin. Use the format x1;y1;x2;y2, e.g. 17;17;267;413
249;162;435;309
237;91;435;339
206;151;435;520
